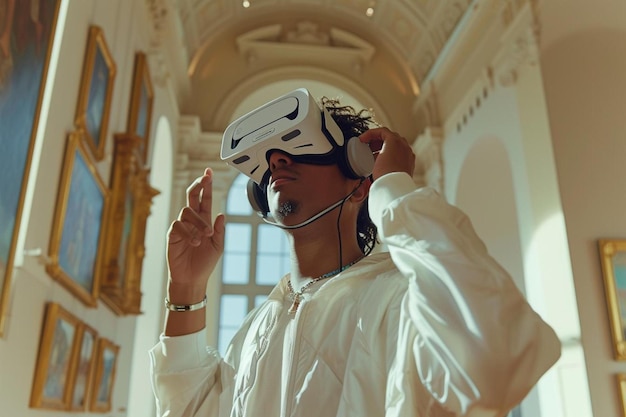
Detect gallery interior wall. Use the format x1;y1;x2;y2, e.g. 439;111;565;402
0;1;625;417
0;0;181;416
540;2;626;416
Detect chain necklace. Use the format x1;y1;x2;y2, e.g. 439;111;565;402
286;254;365;315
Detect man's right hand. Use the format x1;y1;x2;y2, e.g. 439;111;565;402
166;167;226;306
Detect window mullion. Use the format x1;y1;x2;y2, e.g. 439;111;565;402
217;173;287;355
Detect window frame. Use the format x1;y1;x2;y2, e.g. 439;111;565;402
216;173;289;354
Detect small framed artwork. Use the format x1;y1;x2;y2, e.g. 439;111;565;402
0;0;62;337
75;25;116;160
619;374;626;417
68;322;98;411
599;239;626;359
30;303;80;410
46;131;109;307
90;338;120;412
127;52;154;163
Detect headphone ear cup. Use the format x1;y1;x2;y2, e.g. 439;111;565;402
246;179;269;216
344;137;375;179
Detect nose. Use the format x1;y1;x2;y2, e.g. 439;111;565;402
268;150;293;171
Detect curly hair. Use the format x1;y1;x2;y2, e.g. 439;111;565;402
320;96;379;255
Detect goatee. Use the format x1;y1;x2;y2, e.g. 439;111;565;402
277;201;298;219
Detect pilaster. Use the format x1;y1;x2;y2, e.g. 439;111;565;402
412;127;444;193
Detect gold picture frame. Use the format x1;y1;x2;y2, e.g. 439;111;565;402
74;25;116;161
46;131;110;307
68;322;98;411
0;0;62;338
30;302;80;410
100;133;159;315
618;374;626;417
127;52;154;164
599;239;626;359
90;338;119;412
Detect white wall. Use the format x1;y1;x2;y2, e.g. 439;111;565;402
0;0;181;415
428;2;594;413
432;1;626;415
441;78;589;416
127;116;175;417
539;1;626;416
4;1;626;416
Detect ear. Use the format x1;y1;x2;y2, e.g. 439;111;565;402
247;179;269;216
350;177;371;204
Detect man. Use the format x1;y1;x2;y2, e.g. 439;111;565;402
150;95;561;417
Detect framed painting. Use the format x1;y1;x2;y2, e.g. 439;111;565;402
616;374;626;417
100;133;159;315
127;52;153;164
30;302;80;410
599;239;626;360
0;0;61;337
75;25;116;161
90;338;119;412
46;131;109;307
619;374;626;417
68;322;98;411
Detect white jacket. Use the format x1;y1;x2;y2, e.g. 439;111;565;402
150;172;561;417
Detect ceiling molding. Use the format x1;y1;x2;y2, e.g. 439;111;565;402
492;0;541;86
177;0;472;90
412;127;444;193
236;23;376;72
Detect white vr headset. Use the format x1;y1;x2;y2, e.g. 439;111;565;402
220;88;374;186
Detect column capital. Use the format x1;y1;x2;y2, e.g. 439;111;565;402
411;127;444;193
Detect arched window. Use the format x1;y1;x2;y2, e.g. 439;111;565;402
217;173;290;354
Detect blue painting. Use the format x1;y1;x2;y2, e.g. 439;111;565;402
58;148;105;294
136;82;149;139
43;317;75;400
86;46;109;149
92;339;118;411
71;327;96;410
128;52;152;161
614;257;626;339
75;26;115;161
0;0;60;332
97;346;116;402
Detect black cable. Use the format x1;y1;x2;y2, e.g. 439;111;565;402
336;196;344;273
335;178;365;272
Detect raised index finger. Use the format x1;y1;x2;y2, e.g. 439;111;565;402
187;168;214;225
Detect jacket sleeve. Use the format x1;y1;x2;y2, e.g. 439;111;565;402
149;329;225;417
368;172;562;417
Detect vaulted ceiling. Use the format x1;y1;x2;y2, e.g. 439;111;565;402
165;0;474;136
176;0;472;81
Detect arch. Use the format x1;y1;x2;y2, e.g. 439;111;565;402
454;136;525;292
538;27;626;417
127;115;174;417
451;131;590;416
212;66;391;128
216;75;386;190
454;135;539;416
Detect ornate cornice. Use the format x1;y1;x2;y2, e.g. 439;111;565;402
145;0;169;42
492;0;541;86
411;127;444;193
412;81;442;134
176;115;233;194
236;22;376;74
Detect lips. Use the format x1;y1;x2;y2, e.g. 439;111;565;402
269;170;296;188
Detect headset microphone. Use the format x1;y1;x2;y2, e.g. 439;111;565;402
254;181;363;230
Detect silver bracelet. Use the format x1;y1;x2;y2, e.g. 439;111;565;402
164;295;207;312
